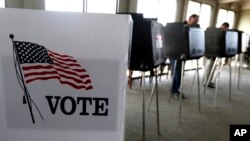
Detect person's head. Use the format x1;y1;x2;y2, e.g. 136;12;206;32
220;22;230;30
187;14;199;26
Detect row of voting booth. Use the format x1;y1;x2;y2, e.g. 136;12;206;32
124;13;250;140
127;15;249;70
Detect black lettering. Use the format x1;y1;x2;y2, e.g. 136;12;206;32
92;98;108;116
46;96;61;114
77;97;92;115
60;96;76;115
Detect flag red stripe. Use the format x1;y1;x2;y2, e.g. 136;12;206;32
22;65;89;79
49;53;77;63
24;70;58;77
48;50;73;59
24;71;91;84
25;76;93;90
22;65;54;70
51;58;81;67
52;67;88;79
53;62;86;72
22;65;86;73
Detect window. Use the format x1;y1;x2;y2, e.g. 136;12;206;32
45;0;83;12
199;4;212;29
186;1;212;29
0;0;5;8
186;1;201;17
85;0;117;14
137;0;177;25
216;9;235;29
157;0;177;24
137;0;159;18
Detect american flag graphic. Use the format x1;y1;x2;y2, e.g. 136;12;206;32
14;41;93;90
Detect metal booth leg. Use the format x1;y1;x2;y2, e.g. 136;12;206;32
146;67;160;135
237;54;243;90
147;83;155;111
187;59;201;113
229;58;232;101
187;62;197;97
178;60;185;124
141;72;146;141
202;58;209;85
233;55;238;86
155;68;160;135
196;59;201;112
203;58;219;95
214;58;223;107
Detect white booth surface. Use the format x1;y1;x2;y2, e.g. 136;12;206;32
0;8;131;141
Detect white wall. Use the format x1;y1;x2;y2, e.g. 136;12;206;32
238;9;250;33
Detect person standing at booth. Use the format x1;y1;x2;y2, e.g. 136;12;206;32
205;22;230;88
170;14;200;99
221;22;230;31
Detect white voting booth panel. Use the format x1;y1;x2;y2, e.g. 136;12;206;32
0;8;131;141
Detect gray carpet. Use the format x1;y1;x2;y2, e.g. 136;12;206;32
125;67;250;141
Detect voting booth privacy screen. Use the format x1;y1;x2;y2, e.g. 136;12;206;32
205;28;238;57
122;13;166;71
0;8;131;141
164;22;205;60
237;31;250;53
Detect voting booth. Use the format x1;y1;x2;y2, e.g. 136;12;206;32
121;13;166;71
232;31;249;91
205;28;238;57
0;8;131;141
204;28;239;106
164;22;205;60
237;31;249;53
117;13;164;139
164;22;205;123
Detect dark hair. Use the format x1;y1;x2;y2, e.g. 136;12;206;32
189;14;199;19
221;22;230;27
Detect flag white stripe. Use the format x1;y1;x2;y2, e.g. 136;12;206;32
23;67;90;82
24;73;92;86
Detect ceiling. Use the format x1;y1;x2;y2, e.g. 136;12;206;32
218;0;247;3
218;0;250;9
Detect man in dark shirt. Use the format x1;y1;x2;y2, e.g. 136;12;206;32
170;14;200;98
